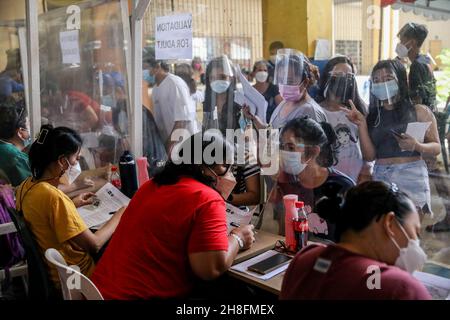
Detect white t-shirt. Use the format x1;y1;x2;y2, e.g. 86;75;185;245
323;109;363;183
152;73;196;143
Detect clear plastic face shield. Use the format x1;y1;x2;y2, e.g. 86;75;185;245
203;55;237;133
274;49;305;86
324;71;356;105
370;67;400;106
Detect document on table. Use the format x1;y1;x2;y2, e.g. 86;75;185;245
234;67;268;121
226;203;257;234
231;250;290;280
406;122;431;143
77;183;130;228
413;271;450;300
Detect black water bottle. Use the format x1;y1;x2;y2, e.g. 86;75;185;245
119;150;138;198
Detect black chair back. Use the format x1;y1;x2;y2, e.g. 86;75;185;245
7;207;60;300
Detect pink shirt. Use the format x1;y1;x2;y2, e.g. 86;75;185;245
280;244;431;300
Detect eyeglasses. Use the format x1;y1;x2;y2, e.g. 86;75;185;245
274;240;297;255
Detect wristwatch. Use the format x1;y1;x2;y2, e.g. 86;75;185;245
230;233;244;250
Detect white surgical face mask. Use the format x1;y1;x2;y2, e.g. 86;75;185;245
280;150;308;175
371;80;399;101
389;219;427;274
60;159;82;186
255;71;269;83
395;42;410;59
211;80;231;94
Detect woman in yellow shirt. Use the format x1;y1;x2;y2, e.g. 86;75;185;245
16;125;124;288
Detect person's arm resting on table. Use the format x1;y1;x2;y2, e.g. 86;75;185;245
188;200;255;280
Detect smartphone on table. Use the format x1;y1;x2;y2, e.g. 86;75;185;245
247;253;292;275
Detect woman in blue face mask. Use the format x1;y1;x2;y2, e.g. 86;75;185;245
280;181;431;300
269;117;355;242
343;60;440;220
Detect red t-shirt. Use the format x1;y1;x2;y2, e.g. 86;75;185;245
91;177;229;299
280;244;431;300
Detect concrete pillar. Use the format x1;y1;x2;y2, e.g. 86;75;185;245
262;0;333;58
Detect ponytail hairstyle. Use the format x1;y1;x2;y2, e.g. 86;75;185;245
28;125;82;179
281;117;339;168
317;181;415;241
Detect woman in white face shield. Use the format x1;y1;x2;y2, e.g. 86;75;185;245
271;117;355;242
202;55;240;134
343;60;440;220
16;125;125;290
244;49;327;130
251;60;283;123
280;181;431;300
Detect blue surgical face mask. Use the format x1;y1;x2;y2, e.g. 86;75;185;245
371;80;399;101
211;80;231;94
143;69;155;85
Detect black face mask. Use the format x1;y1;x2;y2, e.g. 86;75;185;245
325;74;355;105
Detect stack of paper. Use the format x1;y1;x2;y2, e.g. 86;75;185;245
77;183;130;228
226;203;257;234
413;271;450;300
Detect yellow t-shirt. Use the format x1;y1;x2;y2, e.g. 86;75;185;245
16;178;95;287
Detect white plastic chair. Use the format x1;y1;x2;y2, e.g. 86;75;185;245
44;248;103;300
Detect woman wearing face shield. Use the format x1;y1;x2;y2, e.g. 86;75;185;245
316;56;371;184
16;125;125;290
280;181;431;300
203;55;240;134
271;117;355;241
202;56;261;208
244;49;327;130
343;60;440;219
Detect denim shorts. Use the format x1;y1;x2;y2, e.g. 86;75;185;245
373;160;432;216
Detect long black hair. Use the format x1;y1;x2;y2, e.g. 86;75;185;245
28;125;82;179
367;60;415;128
317;181;414;241
153;131;234;188
281;116;338;168
316;56;367;115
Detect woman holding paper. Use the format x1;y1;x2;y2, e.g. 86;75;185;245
16;125;125;290
343;60;440;218
243;49;327;130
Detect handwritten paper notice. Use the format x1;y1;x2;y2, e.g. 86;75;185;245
155;13;193;60
60;30;80;64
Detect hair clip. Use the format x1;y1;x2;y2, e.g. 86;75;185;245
36;128;49;145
